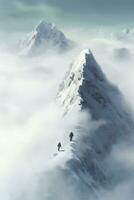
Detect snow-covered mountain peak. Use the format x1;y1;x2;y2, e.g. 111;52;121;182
71;49;91;71
54;49;134;198
35;21;56;33
34;20;66;43
57;49;108;114
66;48;105;84
57;48;132;125
20;21;74;56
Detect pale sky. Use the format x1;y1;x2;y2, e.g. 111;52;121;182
0;0;134;32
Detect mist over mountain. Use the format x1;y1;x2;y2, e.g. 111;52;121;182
0;17;134;200
19;21;75;56
113;47;131;60
114;28;134;43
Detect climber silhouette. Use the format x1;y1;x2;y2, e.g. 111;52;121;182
69;132;74;142
57;142;62;151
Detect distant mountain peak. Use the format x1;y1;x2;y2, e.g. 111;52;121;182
20;20;75;56
34;20;65;41
35;21;56;33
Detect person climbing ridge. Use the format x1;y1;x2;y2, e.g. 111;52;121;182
57;142;62;151
69;132;74;142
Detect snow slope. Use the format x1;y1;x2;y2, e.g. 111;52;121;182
53;49;134;199
20;21;74;56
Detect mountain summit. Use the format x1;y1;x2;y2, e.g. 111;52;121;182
20;21;73;56
57;49;129;119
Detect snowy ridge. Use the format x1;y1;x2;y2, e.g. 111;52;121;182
52;49;134;199
20;21;74;56
57;49;91;113
57;49;133;158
